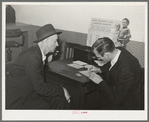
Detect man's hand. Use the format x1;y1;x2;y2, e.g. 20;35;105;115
89;72;103;84
85;65;101;73
47;55;53;62
62;87;71;103
90;66;101;73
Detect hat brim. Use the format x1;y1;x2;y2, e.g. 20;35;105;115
34;31;62;43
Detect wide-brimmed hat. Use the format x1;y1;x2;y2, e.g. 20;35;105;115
34;24;62;43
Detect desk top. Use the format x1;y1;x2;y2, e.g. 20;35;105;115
48;58;91;85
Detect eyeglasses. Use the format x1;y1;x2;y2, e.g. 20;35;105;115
92;56;102;60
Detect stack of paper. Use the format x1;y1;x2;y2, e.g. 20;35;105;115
67;63;84;69
67;60;88;69
79;70;90;77
73;60;87;66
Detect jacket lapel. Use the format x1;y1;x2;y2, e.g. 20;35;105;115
34;45;45;76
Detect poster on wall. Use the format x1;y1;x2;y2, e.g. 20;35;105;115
86;18;121;47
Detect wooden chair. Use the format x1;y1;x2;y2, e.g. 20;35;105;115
6;29;26;62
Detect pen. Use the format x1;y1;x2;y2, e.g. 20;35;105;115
89;65;93;71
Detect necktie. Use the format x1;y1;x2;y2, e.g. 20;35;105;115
107;62;111;71
106;62;112;85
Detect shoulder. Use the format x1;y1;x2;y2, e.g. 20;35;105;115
118;48;136;62
116;47;141;71
23;45;40;55
19;45;42;62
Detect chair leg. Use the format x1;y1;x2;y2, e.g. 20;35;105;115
7;47;12;62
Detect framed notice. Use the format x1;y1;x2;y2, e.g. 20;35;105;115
86;18;121;47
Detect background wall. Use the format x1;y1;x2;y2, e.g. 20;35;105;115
5;3;146;67
11;2;146;42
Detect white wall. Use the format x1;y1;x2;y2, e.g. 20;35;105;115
10;2;147;42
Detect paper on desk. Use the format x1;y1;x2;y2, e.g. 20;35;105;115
73;60;87;66
79;70;90;77
84;64;93;69
67;63;84;69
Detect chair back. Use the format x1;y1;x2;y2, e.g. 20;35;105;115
52;41;82;61
6;29;22;37
6;29;25;47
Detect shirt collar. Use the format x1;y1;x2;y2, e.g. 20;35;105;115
38;44;46;62
109;49;121;70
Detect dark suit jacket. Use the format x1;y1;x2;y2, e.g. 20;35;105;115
97;47;144;110
6;45;64;109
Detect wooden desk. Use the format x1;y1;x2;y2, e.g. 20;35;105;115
47;58;97;109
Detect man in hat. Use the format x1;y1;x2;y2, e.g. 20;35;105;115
6;24;70;109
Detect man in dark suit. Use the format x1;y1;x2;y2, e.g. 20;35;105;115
88;37;144;110
6;24;70;109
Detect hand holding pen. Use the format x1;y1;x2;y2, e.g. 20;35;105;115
88;65;103;84
87;65;93;76
87;65;101;74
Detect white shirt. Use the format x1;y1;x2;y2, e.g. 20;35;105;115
109;49;121;70
38;44;46;64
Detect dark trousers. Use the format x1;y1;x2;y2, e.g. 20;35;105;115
6;73;70;109
21;91;70;110
85;90;114;110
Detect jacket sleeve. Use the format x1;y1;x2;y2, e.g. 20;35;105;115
97;68;135;108
25;54;64;97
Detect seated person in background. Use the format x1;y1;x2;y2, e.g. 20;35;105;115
6;24;70;109
88;37;143;110
117;18;131;48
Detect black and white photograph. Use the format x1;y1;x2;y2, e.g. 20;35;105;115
2;1;148;121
